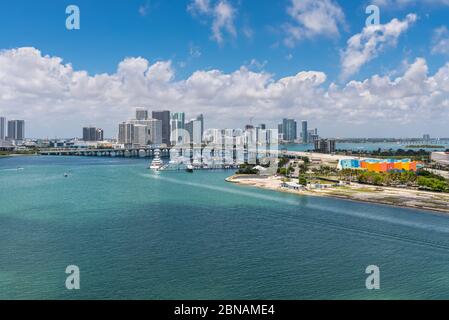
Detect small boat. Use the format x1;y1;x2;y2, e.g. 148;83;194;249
186;165;194;173
149;149;164;171
64;172;69;178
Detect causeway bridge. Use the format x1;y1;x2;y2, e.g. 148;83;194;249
38;147;172;158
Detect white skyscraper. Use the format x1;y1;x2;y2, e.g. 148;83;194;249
147;119;162;145
133;124;148;146
170;112;185;145
186;118;203;145
118;122;135;144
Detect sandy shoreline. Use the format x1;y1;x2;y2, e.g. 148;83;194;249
226;175;449;214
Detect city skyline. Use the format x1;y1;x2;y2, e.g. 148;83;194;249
0;1;449;138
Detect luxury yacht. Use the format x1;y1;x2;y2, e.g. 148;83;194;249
149;149;164;171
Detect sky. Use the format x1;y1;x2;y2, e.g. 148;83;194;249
0;0;449;138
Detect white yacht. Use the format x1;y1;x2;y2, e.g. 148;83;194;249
149;149;164;171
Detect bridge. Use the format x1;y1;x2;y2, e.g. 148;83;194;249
38;147;172;158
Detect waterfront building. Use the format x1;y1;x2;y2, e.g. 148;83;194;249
314;139;336;154
170;112;185;145
152;110;170;146
147;119;163;145
136;108;149;121
7;120;25;142
118;122;135;145
0;117;5;140
118;108;164;147
280;118;297;142
127;119;163;146
196;114;204;141
277;124;284;141
83;127;103;141
301;121;308;143
133;124;148;146
186;117;203;145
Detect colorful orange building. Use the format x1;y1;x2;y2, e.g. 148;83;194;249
338;159;422;173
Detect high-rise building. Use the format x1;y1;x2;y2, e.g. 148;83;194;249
423;134;431;141
196;114;204;141
121;119;163;146
170;112;185;145
307;128;319;144
0;117;5;141
147;119;162;145
281;118;297;142
186;117;203;145
301;121;308;144
278;124;284;141
133;124;148;146
136;108;148;121
96;128;104;141
314;139;336;154
83;127;103;141
118;122;135;145
7;120;25;141
152;110;170;146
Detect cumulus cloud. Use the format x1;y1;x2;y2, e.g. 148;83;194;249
188;0;236;44
0;47;449;138
284;0;346;47
432;26;449;55
340;13;417;80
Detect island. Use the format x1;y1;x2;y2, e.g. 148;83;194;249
226;152;449;214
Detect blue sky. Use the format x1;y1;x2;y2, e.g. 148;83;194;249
0;0;449;137
0;0;446;81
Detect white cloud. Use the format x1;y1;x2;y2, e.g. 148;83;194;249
188;0;237;45
340;13;417;80
284;0;346;47
188;0;211;14
372;0;449;7
211;1;236;44
1;47;449;138
432;26;449;55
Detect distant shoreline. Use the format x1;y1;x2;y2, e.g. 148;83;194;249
226;175;449;215
404;145;445;149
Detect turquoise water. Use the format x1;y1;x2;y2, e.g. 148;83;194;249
286;142;449;152
2;156;449;299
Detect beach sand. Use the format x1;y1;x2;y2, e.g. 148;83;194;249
226;175;449;214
